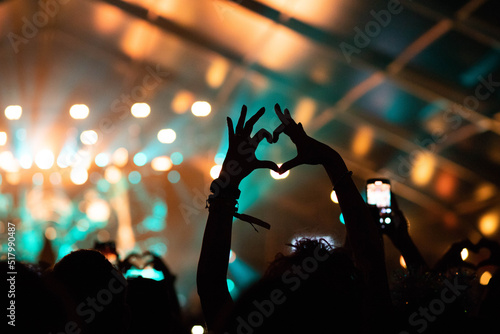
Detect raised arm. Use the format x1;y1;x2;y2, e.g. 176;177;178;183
274;104;391;309
197;106;277;330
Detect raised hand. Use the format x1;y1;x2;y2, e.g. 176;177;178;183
272;104;347;176
219;105;278;187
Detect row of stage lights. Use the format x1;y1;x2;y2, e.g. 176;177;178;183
2;102;342;203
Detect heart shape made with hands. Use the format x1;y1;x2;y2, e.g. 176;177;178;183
125;252;155;269
461;238;500;269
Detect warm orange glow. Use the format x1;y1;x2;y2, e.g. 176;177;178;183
70;168;89;185
35;149;55;170
105;166;122;184
411;152;435;186
435;172;456;199
352;126;374;157
460;248;469;261
480;271;493;285
330;190;339;204
151;156;172;171
120;21;158;60
294;98;316;129
112;148;128;167
172;90;195;114
93;3;123;34
45;227;57;240
206;58;229;88
0;151;18;172
5;172;21;185
210;165;222;179
475;183;496;201
400;255;407;269
479;212;499;236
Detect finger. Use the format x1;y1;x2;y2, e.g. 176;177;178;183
274;103;287;123
236;105;247;134
244;107;265;135
252;128;273;144
272;124;285;143
279;156;303;174
254;160;280;172
227;117;235;140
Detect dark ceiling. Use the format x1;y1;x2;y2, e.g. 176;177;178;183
1;0;500;300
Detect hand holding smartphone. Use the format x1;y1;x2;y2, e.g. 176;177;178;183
366;178;393;230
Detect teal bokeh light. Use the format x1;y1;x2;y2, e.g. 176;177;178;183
133;152;148;166
128;171;142;184
168;170;181;183
170;152;183;165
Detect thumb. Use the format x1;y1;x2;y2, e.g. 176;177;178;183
279;156;302;174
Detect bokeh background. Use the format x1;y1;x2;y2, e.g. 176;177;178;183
1;0;500;315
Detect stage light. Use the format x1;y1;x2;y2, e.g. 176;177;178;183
480;271;492;285
270;164;289;180
19;154;33;169
330;190;339;203
80;130;98;145
460;248;469;261
35;149;55;170
352;126;374;157
400;255;407;269
170;152;183;165
5;172;20;185
95;153;110;167
128;171;142;184
105;165;122;184
157;129;176;144
32;173;44;186
479;211;498;236
69;104;89;119
112;147;128;167
70;168;88;185
191;325;205;334
131;102;151;118
49;172;62;185
210;165;222;179
229;250;236;263
0;151;18;172
152;156;172;171
0;132;6;146
206;58;229;89
411;152;435;186
45;227;57;240
168;170;180;183
191;101;211;117
171;90;194;114
86;199;111;222
226;279;235;292
5;105;22;120
76;219;90;232
133;152;147;166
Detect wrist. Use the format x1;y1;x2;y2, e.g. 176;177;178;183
210;173;241;199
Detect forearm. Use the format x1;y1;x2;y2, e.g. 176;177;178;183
323;156;391;306
394;235;428;274
197;177;239;329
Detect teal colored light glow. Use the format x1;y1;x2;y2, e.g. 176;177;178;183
229;257;260;289
339;213;345;225
170;152;183;165
124;268;165;281
128;171;142;184
142;216;165;232
58;244;74;260
214;153;225;165
153;201;167;217
168;170;180;183
97;178;110;193
95;153;110;167
133;152;148;166
16;128;27;141
227;278;235;292
149;242;167;256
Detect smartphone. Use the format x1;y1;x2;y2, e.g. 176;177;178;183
366;179;392;229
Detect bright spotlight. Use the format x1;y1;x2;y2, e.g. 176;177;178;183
95;153;110;167
19;154;33;169
35;149;55;170
210;165;222;179
270;164;289;180
133;152;148;166
157;129;176;144
330;190;339;203
5;105;22;120
112;147;128;167
105;165;122;184
0;132;7;146
460;248;469;261
191;325;205;334
70;168;88;185
80;130;98;145
151;156;172;171
191;101;211;117
86;199;111;222
131;103;151;118
69;104;90;119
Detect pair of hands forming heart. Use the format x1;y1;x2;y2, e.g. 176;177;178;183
220;104;347;187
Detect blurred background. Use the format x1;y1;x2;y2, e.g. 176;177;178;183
1;0;500;317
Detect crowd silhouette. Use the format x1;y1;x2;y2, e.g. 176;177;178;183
2;104;500;334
